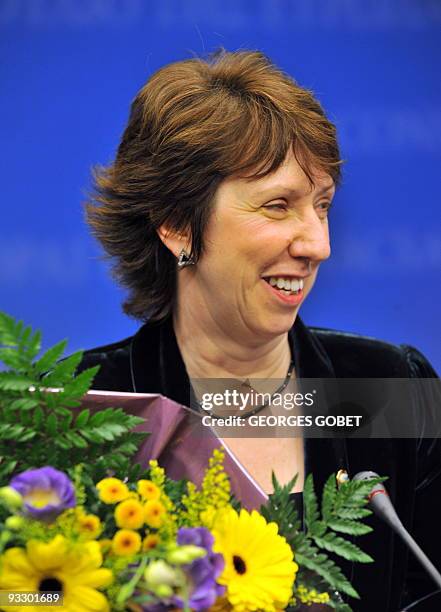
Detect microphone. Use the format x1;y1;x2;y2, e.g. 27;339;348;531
353;471;441;590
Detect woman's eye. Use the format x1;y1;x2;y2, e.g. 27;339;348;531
316;201;333;218
263;202;288;212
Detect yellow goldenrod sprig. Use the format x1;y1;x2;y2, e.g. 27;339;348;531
148;460;177;539
179;449;231;528
294;584;330;605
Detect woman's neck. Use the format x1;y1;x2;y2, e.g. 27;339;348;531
173;303;292;381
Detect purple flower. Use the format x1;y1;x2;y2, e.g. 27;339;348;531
10;466;75;521
173;527;225;611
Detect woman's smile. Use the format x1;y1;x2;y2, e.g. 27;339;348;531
261;275;306;306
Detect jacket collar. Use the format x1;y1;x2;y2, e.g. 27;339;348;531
130;315;349;490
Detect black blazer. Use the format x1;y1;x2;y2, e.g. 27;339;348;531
78;316;441;612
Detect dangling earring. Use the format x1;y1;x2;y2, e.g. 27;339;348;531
177;249;195;269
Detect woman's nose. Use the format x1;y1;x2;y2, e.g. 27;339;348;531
287;215;331;262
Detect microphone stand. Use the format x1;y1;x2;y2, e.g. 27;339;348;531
354;471;441;610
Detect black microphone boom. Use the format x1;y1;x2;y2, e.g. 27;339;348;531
353;471;441;590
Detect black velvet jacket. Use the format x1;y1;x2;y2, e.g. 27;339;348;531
79;316;441;612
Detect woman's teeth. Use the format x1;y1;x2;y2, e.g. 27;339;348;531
267;277;304;294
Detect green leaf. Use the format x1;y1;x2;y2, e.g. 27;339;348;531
17;430;37;442
303;473;320;532
112;441;138;455
60;366;99;399
0;348;29;370
89;410;109;427
60;412;74;432
46;413;58;436
337;507;372;520
272;470;298;493
34;340;68;375
0;312;20;346
97;422;127;441
322;473;338;522
64;432;88;448
327;600;353;612
75;409;90;428
336;478;385;510
9;397;40;411
313;532;373;563
0;372;34;392
55;405;78;415
41;351;84;386
296;547;359;599
19;325;33;350
328;518;373;536
0;424;26;440
0;312;147;479
309;519;327;537
0;458;18;479
19;410;33;427
261;473;302;544
26;330;42;360
53;436;71;450
33;406;44;428
81;429;106;444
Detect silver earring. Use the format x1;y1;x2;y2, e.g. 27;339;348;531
177;249;195;269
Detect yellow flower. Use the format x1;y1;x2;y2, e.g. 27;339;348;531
78;513;102;539
142;534;160;551
180;449;231;528
212;508;297;612
144;500;166;529
295;584;330;605
112;529;142;556
137;479;161;500
96;477;129;504
114;498;145;530
200;504;218;530
0;534;112;612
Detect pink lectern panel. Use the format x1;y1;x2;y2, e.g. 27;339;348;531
82;391;268;511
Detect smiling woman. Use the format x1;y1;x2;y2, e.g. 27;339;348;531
85;49;341;326
79;49;441;611
170;149;334;343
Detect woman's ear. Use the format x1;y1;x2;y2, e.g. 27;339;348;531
156;225;191;259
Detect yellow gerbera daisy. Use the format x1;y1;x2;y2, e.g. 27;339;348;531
96;477;129;504
77;513;102;539
0;534;112;612
212;508;298;612
114;498;144;530
112;529;142;556
144;500;166;528
137;479;161;500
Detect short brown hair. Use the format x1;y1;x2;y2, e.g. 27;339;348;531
85;49;342;321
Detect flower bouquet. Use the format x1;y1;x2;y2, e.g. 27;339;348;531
0;312;381;612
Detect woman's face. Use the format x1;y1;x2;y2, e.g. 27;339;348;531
179;149;335;341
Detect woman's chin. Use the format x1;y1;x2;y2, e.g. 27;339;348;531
254;308;300;339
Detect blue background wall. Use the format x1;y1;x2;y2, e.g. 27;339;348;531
1;0;440;372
